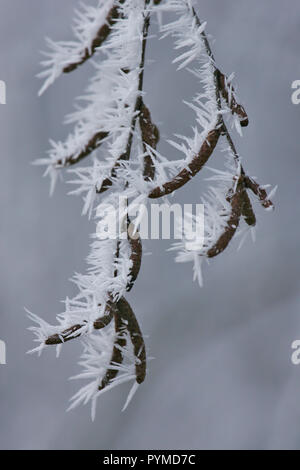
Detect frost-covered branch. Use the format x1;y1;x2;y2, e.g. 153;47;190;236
30;0;276;417
216;69;249;128
146;0;275;285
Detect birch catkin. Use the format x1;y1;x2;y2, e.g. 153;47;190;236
63;2;125;74
148;127;221;198
99;312;127;391
117;297;146;385
207;184;243;258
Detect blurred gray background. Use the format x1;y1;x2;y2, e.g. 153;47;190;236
0;0;299;450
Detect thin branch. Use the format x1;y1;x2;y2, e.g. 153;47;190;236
193;6;274;212
192;7;242;165
216;69;249;127
97;6;151;193
139;101;160;181
96;8;151;389
147;6;249;200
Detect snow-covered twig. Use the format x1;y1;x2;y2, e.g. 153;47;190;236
30;0;275;417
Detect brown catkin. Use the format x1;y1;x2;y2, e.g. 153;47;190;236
126;227;142;292
241;189;256;226
63;2;125;74
56;131;108;168
207;183;243;258
98;312;127;391
117;297;146;384
148;127;220;198
45;300;116;345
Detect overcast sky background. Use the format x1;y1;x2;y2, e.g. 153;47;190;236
0;0;300;450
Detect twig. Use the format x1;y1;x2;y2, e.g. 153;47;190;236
216;69;249;127
193;6;272;215
96;6;151;193
139;101;160;181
